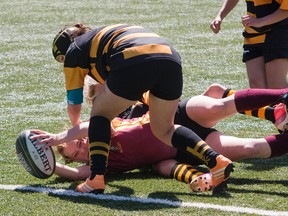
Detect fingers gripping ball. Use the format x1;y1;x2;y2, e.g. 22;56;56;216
15;130;55;179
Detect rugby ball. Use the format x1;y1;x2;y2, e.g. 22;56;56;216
15;130;55;179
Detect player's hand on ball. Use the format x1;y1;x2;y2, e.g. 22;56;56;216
30;129;60;149
15;130;56;179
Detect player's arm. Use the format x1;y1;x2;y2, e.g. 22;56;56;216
210;0;239;34
242;8;288;28
31;122;89;147
64;63;88;126
54;162;90;180
67;88;84;127
67;103;82;127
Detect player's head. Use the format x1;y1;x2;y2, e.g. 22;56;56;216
56;138;89;164
52;23;92;63
52;28;73;63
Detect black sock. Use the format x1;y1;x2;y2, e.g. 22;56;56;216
171;126;218;168
89;116;111;179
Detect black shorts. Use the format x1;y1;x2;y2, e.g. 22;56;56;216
107;60;183;101
243;26;288;63
174;99;218;165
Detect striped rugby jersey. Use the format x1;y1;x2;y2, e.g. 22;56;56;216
243;0;288;44
63;24;181;104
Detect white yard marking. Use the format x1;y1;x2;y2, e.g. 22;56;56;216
1;184;287;216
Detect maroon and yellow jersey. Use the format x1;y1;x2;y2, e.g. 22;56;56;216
244;0;288;44
106;113;176;172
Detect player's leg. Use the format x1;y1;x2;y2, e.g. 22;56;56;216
200;84;272;123
201;83;227;98
205;131;288;161
266;59;288;89
77;83;137;193
222;87;278;128
148;93;233;193
245;56;267;88
184;94;237;128
264;26;288;89
152;159;212;192
200;84;276;125
233;88;288;132
186;87;288;129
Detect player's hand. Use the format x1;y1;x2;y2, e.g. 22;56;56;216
210;18;222;34
30;129;59;149
241;15;262;27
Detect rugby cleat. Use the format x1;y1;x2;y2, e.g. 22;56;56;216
274;103;288;133
274;92;288;133
76;175;105;194
210;155;234;194
189;173;212;192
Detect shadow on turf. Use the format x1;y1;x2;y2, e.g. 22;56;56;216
230;177;288;197
240;155;288;171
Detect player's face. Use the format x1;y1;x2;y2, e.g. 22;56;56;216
56;55;65;63
63;138;89;162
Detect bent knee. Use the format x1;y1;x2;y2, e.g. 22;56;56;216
203;83;226;98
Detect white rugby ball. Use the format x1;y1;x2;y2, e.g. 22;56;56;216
15;130;55;179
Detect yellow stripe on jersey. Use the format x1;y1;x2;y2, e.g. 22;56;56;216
245;25;259;34
123;44;172;59
111;113;150;132
90;63;105;84
252;0;273;6
112;32;161;49
103;26;145;53
90;24;124;58
64;67;89;90
280;0;288;9
89;24;141;83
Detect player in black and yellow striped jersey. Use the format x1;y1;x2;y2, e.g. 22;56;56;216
211;0;288;89
52;23;234;194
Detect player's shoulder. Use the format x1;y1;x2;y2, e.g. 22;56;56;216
111;113;150;131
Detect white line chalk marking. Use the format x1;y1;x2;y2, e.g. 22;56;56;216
1;184;287;216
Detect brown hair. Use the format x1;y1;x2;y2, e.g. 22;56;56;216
66;23;92;39
53;144;74;164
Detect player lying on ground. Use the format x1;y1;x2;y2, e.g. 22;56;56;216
32;83;288;193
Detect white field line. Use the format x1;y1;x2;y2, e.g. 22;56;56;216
1;184;287;216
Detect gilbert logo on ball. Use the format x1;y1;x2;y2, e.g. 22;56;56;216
15;130;55;179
